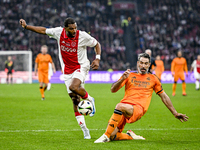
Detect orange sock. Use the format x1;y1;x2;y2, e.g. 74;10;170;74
105;109;122;138
39;87;44;98
172;83;177;94
182;82;186;93
113;132;133;141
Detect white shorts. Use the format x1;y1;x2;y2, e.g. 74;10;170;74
194;72;200;79
63;62;90;93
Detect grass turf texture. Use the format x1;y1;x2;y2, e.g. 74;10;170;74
0;83;199;150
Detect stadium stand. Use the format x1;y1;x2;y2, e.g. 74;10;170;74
1;0;200;70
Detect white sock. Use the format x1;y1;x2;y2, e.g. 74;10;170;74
86;94;93;102
195;80;199;89
75;115;88;131
47;83;51;90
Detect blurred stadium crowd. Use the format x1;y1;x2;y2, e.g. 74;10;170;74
1;0;200;71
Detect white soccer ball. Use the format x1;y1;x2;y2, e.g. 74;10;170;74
78;100;93;116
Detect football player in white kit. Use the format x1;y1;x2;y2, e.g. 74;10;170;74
19;18;101;139
190;55;200;90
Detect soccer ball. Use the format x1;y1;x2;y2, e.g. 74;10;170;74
78;100;93;116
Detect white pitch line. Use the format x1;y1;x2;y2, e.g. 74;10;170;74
0;128;199;133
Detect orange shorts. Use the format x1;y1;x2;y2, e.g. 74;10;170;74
174;73;185;82
38;71;49;83
117;104;144;132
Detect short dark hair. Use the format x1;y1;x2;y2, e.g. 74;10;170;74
64;18;76;27
138;53;151;62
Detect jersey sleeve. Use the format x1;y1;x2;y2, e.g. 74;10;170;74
49;55;53;63
35;55;39;63
191;60;196;68
81;31;97;47
153;75;164;94
46;27;63;40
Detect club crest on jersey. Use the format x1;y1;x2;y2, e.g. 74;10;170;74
71;42;76;47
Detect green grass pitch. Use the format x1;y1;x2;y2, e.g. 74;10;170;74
0;83;200;150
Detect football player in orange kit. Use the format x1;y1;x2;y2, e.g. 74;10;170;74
171;51;188;96
94;53;188;143
35;45;56;100
155;55;164;80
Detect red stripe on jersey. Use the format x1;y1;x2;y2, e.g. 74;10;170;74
197;60;200;73
60;29;80;74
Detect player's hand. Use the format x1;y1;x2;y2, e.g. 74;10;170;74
19;19;27;28
91;59;100;70
34;71;37;76
174;113;189;122
122;69;131;80
172;72;175;77
53;69;56;73
186;73;188;77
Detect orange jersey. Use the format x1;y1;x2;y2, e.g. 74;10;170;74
35;53;52;72
155;60;164;74
171;57;188;74
117;72;164;113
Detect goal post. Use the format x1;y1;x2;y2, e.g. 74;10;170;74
0;51;32;84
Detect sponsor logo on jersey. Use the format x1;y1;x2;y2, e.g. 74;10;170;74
60;45;77;52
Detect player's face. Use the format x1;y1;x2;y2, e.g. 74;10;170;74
65;23;77;37
156;55;160;60
177;51;182;57
137;57;150;74
8;56;11;61
197;55;200;61
41;47;47;54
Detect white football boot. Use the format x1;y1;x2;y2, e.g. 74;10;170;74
126;130;145;140
94;134;110;143
83;129;91;139
89;97;96;117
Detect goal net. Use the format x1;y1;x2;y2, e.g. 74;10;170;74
0;51;32;84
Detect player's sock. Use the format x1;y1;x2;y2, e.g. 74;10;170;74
6;77;9;84
172;83;177;94
47;83;51;90
39;86;45;98
75;112;87;130
11;77;13;84
105;109;122;138
195;80;199;89
182;82;186;93
81;91;93;101
113;132;133;141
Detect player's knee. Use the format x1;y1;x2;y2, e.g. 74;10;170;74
69;84;78;92
182;80;185;83
174;81;177;84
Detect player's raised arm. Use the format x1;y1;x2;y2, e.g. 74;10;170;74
19;19;46;34
158;92;189;122
111;69;130;93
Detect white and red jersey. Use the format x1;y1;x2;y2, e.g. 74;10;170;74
191;60;200;74
46;27;97;74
